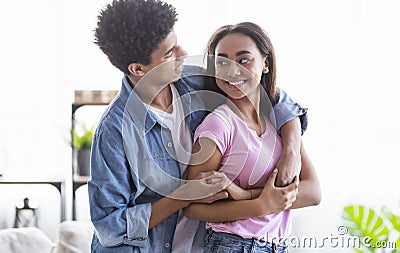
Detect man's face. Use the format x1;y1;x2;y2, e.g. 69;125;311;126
142;30;187;85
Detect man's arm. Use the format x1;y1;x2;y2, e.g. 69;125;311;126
273;89;308;135
150;171;229;229
275;118;301;186
89;130;150;248
273;89;308;186
89;128;228;247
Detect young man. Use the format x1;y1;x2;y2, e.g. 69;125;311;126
88;0;308;252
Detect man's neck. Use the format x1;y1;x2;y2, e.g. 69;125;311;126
127;75;173;112
149;85;173;113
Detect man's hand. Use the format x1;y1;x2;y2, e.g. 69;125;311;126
168;171;229;203
275;149;301;187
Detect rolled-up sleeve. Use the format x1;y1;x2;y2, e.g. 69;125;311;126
124;204;152;246
274;89;308;135
88;124;151;248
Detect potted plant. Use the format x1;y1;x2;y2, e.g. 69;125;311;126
72;123;95;176
341;203;400;252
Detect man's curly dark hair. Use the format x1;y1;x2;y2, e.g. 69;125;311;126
94;0;178;74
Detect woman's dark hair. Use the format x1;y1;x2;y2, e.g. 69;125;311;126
205;22;277;103
94;0;178;74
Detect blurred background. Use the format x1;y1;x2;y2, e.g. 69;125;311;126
0;0;399;251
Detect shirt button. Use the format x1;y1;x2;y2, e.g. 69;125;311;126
167;142;172;148
164;242;170;248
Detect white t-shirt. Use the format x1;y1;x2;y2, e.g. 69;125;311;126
147;84;192;171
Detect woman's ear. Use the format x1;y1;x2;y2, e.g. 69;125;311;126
262;57;269;74
128;63;146;77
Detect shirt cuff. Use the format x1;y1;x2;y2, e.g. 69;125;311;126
124;203;152;247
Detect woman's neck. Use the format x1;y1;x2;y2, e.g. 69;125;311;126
226;89;265;136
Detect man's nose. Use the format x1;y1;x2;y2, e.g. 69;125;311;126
176;45;187;58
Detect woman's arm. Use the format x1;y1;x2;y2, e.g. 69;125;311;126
184;139;320;223
290;140;321;209
228;140;321;208
187;137;223;179
184;169;298;222
184;137;298;222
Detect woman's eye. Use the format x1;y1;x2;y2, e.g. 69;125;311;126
216;59;228;67
239;58;251;64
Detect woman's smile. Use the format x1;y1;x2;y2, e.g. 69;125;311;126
225;79;247;86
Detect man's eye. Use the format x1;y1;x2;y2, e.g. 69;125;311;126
165;51;173;58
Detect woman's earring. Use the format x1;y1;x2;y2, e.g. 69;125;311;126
263;67;269;74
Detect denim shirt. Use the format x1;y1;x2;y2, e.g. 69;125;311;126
88;66;308;252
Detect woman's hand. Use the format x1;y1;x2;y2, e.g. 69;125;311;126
201;171;254;200
216;173;252;200
255;169;299;216
226;182;252;200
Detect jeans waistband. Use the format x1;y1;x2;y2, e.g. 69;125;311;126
206;229;287;252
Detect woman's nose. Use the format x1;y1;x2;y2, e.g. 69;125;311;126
227;62;241;77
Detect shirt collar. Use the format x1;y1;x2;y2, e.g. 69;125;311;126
120;75;158;135
119;73;196;135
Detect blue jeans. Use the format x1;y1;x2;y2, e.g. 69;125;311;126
204;230;288;253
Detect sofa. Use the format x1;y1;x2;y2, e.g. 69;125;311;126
0;221;94;253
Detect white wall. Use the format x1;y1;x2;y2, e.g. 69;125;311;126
1;0;399;248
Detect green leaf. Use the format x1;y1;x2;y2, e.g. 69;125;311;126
71;123;95;149
342;205;390;247
395;237;400;252
382;206;400;233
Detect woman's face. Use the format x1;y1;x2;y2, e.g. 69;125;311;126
214;32;267;100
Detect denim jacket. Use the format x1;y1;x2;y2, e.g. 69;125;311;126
88;66;308;252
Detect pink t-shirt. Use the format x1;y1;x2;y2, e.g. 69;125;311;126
194;104;291;241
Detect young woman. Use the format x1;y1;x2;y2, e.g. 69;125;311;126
184;22;321;253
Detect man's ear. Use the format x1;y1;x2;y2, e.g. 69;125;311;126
128;63;146;77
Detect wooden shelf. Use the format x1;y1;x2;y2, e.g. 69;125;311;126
74;90;118;104
73;175;90;183
71;90;117;219
0;176;65;221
